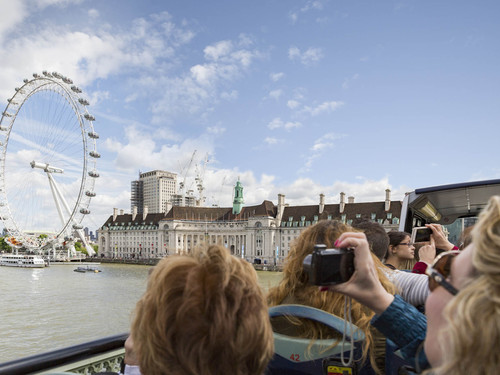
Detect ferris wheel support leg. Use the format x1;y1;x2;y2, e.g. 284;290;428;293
47;172;74;224
47;174;96;257
75;228;96;256
46;172;67;230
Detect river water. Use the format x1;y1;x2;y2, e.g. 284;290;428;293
0;263;283;363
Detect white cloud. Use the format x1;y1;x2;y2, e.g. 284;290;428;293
268;89;283;100
0;11;195;101
0;1;27;43
88;8;99;18
287;99;300;109
342;73;360;89
204;40;233;61
207;126;226;135
220;90;238;100
288;0;325;24
288;46;324;65
264;137;281;145
267;118;302;130
102;124;215;173
301;133;345;172
270;72;284;82
302;101;344;116
150;38;263;123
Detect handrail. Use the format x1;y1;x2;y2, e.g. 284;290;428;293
0;332;128;375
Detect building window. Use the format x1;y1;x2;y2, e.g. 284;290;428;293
371;213;376;220
356;214;361;219
289;216;293;222
387;212;392;219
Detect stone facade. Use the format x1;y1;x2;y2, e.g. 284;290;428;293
98;188;402;265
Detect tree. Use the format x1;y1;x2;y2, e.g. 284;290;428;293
74;241;88;255
0;237;11;252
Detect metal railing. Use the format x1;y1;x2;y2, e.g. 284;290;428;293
0;333;128;375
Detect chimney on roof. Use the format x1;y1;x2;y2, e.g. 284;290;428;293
340;192;346;214
113;208;118;222
132;206;138;221
143;205;148;221
276;193;285;223
120;209;124;216
385;189;391;212
319;193;325;214
348;196;355;204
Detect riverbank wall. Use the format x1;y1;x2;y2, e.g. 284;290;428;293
86;257;282;271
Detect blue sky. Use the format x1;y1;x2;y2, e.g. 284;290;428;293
1;0;499;232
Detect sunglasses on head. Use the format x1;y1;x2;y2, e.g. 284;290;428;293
425;250;460;296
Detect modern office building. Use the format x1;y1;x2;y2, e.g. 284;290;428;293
99;183;402;265
131;170;178;214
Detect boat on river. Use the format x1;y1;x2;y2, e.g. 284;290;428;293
0;254;46;268
74;265;101;273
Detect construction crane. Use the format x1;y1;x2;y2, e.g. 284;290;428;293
195;153;209;206
178;150;197;206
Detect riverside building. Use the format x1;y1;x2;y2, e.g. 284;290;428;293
98;181;402;265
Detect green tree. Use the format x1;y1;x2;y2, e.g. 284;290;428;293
74;241;88;255
0;237;11;252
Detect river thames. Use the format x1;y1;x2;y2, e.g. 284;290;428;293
0;263;283;363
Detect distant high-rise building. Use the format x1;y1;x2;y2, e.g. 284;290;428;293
131;179;144;214
131;170;178;214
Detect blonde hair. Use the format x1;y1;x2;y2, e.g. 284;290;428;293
131;244;274;375
267;220;395;374
432;196;500;374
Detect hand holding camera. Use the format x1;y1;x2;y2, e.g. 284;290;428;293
307;232;394;315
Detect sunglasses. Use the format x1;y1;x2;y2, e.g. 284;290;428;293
425;250;460;296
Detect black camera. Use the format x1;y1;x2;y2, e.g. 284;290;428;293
303;244;355;286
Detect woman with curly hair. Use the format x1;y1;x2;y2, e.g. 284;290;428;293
328;196;500;374
267;220;396;374
129;244;274;375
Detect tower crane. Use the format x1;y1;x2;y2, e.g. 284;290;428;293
195;153;209;206
178;150;197;206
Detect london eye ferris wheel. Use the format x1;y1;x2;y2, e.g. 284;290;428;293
0;71;99;254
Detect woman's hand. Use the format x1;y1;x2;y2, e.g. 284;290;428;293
426;223;454;251
323;232;394;315
417;237;436;264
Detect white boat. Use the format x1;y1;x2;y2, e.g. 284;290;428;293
0;254;46;268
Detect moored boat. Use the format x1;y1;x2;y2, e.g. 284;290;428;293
74;265;101;273
0;254;46;268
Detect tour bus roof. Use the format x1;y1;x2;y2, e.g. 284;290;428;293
399;179;500;232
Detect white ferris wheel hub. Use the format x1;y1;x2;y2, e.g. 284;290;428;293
30;161;64;173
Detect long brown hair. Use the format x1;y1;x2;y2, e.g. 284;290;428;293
267;220;395;374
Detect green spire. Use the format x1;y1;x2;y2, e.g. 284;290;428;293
232;179;244;215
